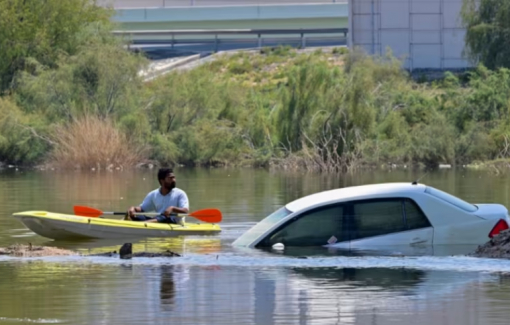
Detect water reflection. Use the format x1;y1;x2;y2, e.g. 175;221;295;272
243;267;502;325
34;236;224;258
258;244;481;258
0;255;510;324
160;265;176;310
293;267;426;290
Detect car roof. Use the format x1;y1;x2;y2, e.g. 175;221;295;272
285;182;427;212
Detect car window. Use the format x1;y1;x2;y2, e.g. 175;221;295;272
404;199;432;229
232;206;292;247
257;204;345;247
424;186;478;212
351;199;407;240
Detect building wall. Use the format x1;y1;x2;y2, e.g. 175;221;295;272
348;0;471;70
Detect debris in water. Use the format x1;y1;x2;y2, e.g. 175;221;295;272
0;243;77;257
0;243;180;259
472;229;510;259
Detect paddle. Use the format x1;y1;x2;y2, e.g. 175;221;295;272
73;206;222;223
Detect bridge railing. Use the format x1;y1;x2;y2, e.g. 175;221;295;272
113;28;349;51
99;0;346;8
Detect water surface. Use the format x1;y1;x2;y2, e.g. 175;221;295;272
1;167;510;324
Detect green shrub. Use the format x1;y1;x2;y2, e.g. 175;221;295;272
0;0;113;92
0;97;50;165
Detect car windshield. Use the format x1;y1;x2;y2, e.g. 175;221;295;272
232;206;292;247
424;186;478;212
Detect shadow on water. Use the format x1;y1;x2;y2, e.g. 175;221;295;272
258;244;481;258
290;267;427;291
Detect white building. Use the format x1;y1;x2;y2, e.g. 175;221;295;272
348;0;472;70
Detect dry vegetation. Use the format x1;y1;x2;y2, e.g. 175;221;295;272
47;115;148;170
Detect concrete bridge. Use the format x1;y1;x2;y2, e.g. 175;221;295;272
98;0;343;8
104;0;348;31
99;0;348;57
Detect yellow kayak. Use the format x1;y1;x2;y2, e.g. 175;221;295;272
12;211;222;240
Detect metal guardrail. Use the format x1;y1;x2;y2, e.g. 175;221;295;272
99;0;346;8
114;28;349;50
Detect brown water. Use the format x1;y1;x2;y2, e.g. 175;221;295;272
1;167;510;324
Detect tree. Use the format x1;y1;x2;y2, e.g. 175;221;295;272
461;0;510;69
0;0;112;93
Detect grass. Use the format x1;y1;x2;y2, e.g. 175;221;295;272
48;115;148;170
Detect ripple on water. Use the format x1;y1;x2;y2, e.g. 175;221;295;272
0;317;66;323
1;252;510;274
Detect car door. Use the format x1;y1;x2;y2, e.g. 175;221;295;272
346;198;434;253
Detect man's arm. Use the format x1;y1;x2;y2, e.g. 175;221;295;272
163;206;189;216
170;206;189;214
177;191;189;214
128;193;152;216
163;192;189;216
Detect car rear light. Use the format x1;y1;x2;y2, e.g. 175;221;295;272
488;219;510;238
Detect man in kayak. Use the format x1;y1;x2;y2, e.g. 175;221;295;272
126;168;189;224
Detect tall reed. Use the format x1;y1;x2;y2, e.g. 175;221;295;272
48;115;147;170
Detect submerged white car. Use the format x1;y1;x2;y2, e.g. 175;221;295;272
232;182;510;250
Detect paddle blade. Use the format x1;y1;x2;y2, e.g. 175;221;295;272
74;206;102;218
188;208;222;223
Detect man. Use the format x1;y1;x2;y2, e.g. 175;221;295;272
127;168;189;224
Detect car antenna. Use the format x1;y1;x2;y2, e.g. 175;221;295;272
412;170;429;185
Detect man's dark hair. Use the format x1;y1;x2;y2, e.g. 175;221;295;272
158;168;173;182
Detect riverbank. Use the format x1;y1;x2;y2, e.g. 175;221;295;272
4;42;510;172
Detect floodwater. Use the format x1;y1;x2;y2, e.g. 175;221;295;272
1;166;510;324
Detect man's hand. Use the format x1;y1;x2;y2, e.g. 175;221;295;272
128;206;140;217
163;206;175;217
